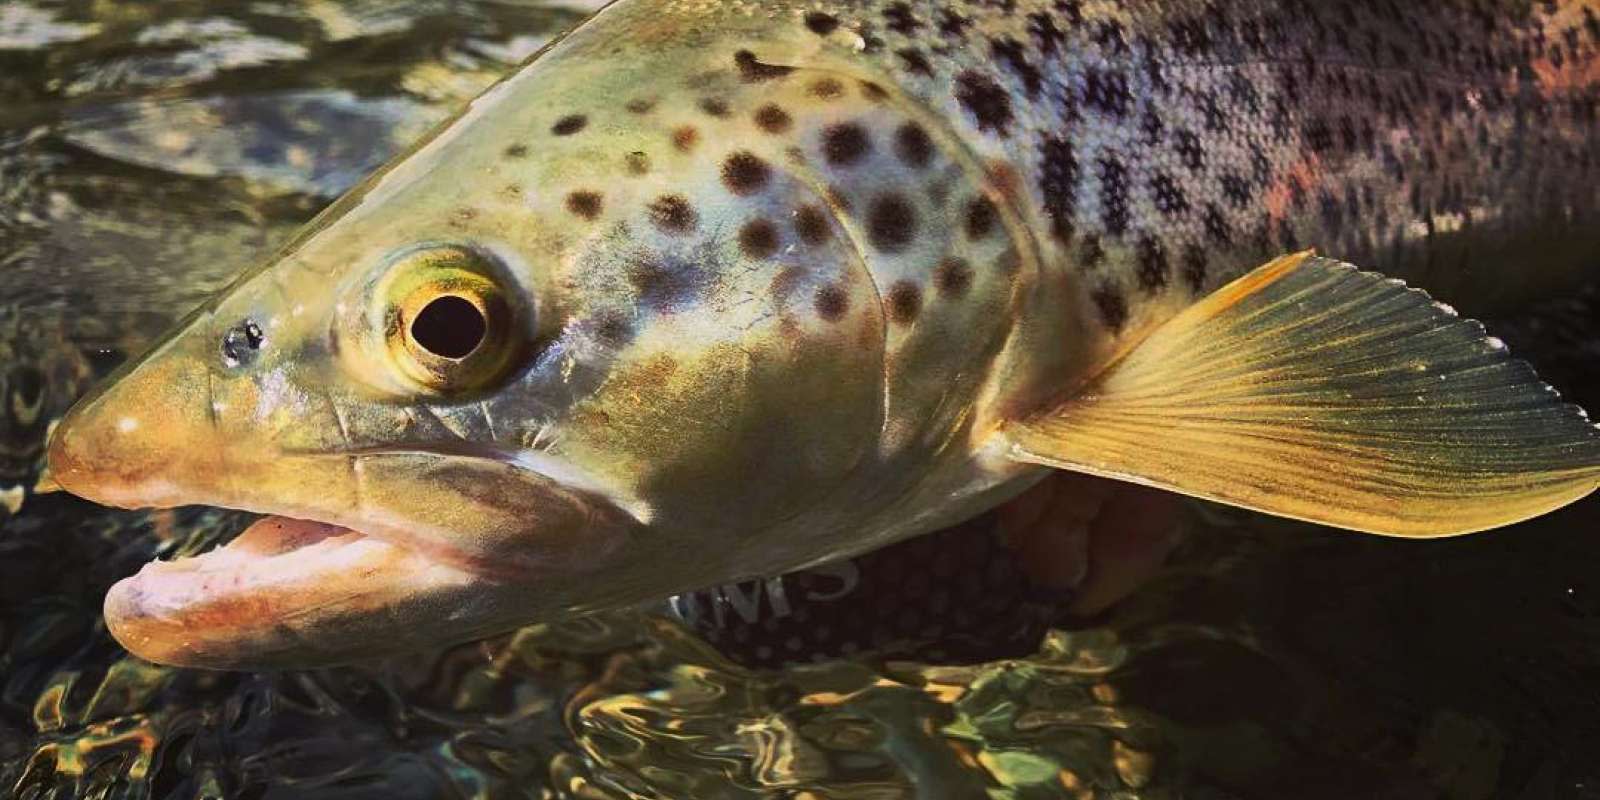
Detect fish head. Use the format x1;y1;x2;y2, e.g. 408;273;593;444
45;22;928;668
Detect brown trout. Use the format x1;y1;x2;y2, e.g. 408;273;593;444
45;0;1600;668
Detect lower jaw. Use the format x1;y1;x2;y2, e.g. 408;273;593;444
102;515;479;668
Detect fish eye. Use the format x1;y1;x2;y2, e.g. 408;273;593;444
376;245;521;395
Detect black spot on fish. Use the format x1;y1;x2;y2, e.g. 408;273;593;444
795;205;832;246
649;195;697;234
809;78;846;99
1028;12;1064;55
735;50;794;82
965;197;997;240
1098;155;1129;236
1039;136;1078;243
722;152;770;195
822;123;872;166
814;285;849;320
739;219;780;259
868;193;918;253
884;3;921;35
805;11;840;36
1181;244;1207;292
1136;235;1168;291
860;81;891;103
955;70;1013;135
1141;108;1164;145
939;9;973;39
898;48;934;77
1083;68;1131;116
700;98;731;118
1079;234;1104;269
896;123;934;168
1151;172;1189;217
626;151;650;175
934;257;972;298
1093;20;1127;52
626;98;655;114
992;37;1043;97
504;143;528;158
566;191;603;220
1091;284;1127;331
551;115;587;136
754;105;792;134
887;281;922;324
672;126;698;152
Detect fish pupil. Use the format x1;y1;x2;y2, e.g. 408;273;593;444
411;295;486;360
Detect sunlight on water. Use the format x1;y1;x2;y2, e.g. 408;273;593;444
2;2;1598;798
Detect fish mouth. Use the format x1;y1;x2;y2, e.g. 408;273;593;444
104;513;484;669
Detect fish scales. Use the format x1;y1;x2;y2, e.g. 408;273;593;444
554;0;1600;477
640;0;1600;396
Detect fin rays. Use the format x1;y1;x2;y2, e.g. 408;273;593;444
1006;252;1600;536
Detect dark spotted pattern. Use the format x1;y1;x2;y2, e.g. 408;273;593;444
648;195;698;234
551;114;587;136
822;123;872;166
671;126;698;152
934;257;973;298
796;0;1598;333
887;280;922;323
721;152;771;195
954;70;1013;135
810;78;846;99
755;104;793;133
739;219;780;259
565;191;603;220
965;197;997;240
805;11;841;35
867;194;918;253
795;205;832;245
814;285;850;320
735;50;795;82
1091;284;1127;331
895;123;935;168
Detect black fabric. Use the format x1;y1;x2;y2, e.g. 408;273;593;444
666;511;1074;669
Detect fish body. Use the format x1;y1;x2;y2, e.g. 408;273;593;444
47;0;1600;667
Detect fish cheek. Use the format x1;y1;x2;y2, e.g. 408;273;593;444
560;318;884;538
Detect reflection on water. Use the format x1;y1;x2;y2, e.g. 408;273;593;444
1;2;1598;798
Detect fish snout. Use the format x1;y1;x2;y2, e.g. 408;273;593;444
48;346;221;509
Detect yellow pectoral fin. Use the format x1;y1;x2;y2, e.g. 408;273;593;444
1006;252;1600;537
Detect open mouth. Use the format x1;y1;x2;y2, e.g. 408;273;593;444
103;512;484;668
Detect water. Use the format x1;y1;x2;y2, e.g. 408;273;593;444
2;2;1599;798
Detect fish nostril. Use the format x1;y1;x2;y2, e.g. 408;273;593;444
220;319;265;369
